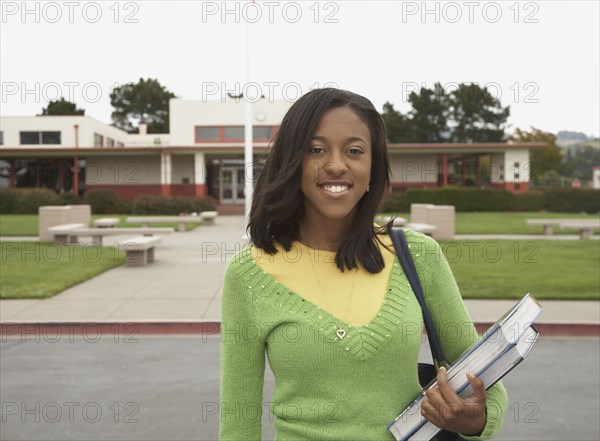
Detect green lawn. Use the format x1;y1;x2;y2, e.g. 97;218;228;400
443;240;600;300
380;212;599;235
1;212;598;300
0;214;203;236
0;242;126;299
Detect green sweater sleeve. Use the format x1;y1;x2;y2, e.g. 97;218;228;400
407;231;508;440
219;253;268;441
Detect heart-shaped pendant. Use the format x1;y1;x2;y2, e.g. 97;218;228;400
336;329;346;339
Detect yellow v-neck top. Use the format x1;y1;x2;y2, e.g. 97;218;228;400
250;234;396;327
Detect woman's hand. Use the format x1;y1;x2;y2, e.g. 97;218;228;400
421;367;487;436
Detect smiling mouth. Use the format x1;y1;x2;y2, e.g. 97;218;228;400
318;183;353;196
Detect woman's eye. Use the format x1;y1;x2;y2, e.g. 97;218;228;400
348;148;364;155
309;146;325;154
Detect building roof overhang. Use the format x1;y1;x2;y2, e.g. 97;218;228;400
0;142;548;158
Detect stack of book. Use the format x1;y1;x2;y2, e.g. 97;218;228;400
387;293;543;441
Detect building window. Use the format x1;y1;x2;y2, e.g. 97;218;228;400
117;141;124;147
0;131;3;145
195;126;219;142
19;131;61;145
106;138;115;147
224;126;244;140
42;132;61;144
253;126;272;140
94;133;104;147
195;125;276;142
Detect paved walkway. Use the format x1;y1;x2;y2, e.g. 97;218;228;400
1;216;598;327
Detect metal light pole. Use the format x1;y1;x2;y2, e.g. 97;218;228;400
243;8;253;240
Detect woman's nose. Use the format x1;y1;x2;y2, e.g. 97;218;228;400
323;151;348;176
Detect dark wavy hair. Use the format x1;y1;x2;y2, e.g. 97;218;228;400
247;88;392;273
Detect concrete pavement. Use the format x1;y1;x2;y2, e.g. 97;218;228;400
0;216;598;333
1;335;599;440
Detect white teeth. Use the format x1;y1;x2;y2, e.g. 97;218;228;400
323;185;349;193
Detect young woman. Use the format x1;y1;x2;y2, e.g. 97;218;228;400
220;88;507;440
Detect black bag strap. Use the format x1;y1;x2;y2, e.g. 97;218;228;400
389;227;448;370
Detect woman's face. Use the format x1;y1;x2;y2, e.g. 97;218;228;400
300;106;372;225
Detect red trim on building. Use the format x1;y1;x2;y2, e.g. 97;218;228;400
59;160;65;192
73;157;79;196
442;153;448;186
170;184;196;197
194;184;207;197
161;184;171;196
9;160;16;188
35;160;41;187
504;182;529;193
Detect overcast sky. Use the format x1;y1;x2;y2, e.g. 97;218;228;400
1;0;599;137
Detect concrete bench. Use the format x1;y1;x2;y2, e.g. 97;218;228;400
410;204;455;240
39;205;91;241
525;219;572;235
112;236;162;266
93;217;120;228
67;227;175;246
559;220;600;239
47;223;86;245
200;211;218;226
126;216;204;232
406;223;437;236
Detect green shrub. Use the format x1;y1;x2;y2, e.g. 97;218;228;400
406;187;513;211
0;189;19;214
0;188;62;214
508;191;546;211
83;189;123;214
541;188;600;213
58;192;84;205
131;195;216;214
379;192;408;213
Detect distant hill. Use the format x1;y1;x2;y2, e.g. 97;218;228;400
556;130;598;147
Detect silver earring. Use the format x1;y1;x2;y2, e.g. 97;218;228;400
366;185;370;192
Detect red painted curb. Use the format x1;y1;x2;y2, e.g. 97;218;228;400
1;321;598;338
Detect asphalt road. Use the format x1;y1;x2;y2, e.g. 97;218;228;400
1;334;598;441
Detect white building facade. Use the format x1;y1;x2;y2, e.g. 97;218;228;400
0;99;545;211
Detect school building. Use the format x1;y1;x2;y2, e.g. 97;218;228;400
0;98;546;213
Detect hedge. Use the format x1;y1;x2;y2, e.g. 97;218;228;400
406;188;513;211
395;187;599;213
131;195;216;215
1;188;59;214
379;192;409;213
84;189;131;214
541;188;600;213
508;191;546;212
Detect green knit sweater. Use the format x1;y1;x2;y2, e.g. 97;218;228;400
220;230;508;440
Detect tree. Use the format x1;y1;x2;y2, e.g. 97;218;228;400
509;127;564;179
110;78;176;134
407;83;451;142
381;102;416;143
449;84;510;142
562;142;600;179
382;83;510;143
41;98;85;115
